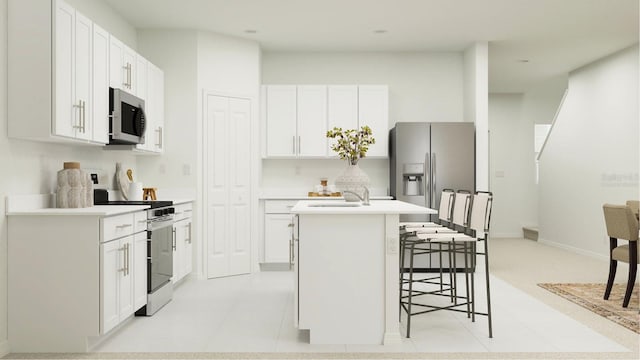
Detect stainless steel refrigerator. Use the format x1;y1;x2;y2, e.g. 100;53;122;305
390;122;475;270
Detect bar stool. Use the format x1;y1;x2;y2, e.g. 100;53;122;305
401;191;494;338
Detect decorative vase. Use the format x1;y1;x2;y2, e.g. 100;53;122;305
335;163;370;202
56;162;93;208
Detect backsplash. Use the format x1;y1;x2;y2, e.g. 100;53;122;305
261;158;390;196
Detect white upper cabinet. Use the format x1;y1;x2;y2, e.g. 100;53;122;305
262;84;389;158
92;24;110;144
266;86;297;157
109;37;137;94
8;0;107;144
358;85;389;157
54;0;93;141
135;61;164;154
135;55;148;101
297;86;328;157
327;85;358;155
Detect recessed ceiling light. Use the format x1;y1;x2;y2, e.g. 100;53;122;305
244;29;257;34
373;29;387;34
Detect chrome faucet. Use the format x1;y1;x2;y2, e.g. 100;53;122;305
343;187;370;206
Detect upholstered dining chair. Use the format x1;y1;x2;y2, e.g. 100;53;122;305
602;204;639;308
626;200;639;220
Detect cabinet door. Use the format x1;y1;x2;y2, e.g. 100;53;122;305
92;24;109;144
133;231;147;311
109;36;124;89
297;86;328;157
118;235;134;320
54;0;75;138
100;239;120;334
358;85;389;157
327;85;358;155
264;214;293;263
135;55;147;101
266;86;297;157
73;11;92;141
141;62;165;153
123;46;137;93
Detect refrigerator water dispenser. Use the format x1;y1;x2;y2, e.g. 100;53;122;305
402;163;424;196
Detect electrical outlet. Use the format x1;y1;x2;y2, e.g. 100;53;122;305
159;164;166;174
294;165;301;175
183;164;191;176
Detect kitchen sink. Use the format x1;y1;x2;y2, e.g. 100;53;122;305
308;203;361;207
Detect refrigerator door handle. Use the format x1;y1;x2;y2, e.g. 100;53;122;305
425;152;430;207
432;153;437;206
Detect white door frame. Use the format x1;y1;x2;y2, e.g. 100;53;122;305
199;89;259;279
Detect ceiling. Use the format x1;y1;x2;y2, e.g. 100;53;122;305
103;0;638;93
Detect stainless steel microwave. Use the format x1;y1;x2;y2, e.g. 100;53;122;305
109;87;146;145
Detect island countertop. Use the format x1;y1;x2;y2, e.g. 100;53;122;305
290;199;437;215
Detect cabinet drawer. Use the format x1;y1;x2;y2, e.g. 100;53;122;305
133;210;148;234
102;213;135;242
174;203;193;221
264;200;298;214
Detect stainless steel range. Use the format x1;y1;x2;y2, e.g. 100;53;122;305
95;197;175;315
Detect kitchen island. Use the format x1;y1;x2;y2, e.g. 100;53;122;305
290;200;436;345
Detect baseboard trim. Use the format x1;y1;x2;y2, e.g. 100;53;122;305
0;338;10;357
538;238;608;261
491;232;526;239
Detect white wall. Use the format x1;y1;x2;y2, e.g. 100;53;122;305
261;51;465;194
538;45;639;258
488;76;567;238
464;42;489;191
135;30;262;276
0;0;139;353
196;31;262;273
135;30;199;192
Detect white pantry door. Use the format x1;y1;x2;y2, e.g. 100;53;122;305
205;93;251;278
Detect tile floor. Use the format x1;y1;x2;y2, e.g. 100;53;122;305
93;259;630;354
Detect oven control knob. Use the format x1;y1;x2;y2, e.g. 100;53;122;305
154;209;164;217
168;208;175;214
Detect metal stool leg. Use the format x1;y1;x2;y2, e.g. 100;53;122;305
483;238;493;338
407;243;416;338
464;242;471;318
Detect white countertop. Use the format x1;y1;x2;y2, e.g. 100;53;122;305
290;200;436;215
6;194;195;216
261;195;393;200
7;205;150;216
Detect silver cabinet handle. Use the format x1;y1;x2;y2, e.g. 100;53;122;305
186;222;192;244
298;136;301;154
292;135;296;154
184;209;193;213
81;100;86;133
172;228;177;251
73;101;82;130
123;64;129;88
156;127;163;148
125;243;130;276
432;153;436;207
127;63;132;89
116;224;132;229
425;152;430;207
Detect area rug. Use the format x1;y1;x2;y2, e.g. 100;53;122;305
538;283;639;334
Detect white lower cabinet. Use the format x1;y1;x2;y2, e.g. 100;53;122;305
100;235;134;334
263;200;297;265
173;202;193;284
100;211;147;335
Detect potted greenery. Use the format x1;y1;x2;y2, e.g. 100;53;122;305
326;126;375;201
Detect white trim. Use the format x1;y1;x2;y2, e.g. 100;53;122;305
538;237;608;261
490;232;525;239
0;339;10;357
